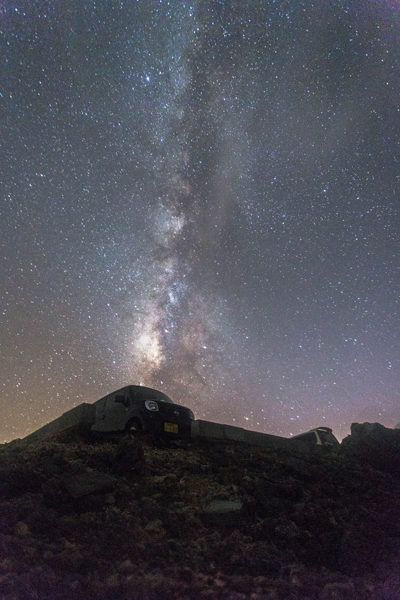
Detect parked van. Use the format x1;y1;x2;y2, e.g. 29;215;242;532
91;385;194;439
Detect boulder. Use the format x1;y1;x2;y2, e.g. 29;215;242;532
203;499;243;514
202;499;244;525
349;422;391;440
61;471;117;499
340;422;400;476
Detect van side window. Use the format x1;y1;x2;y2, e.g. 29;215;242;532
114;395;129;407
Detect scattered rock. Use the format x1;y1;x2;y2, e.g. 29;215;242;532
119;559;134;573
0;429;400;599
14;521;29;537
144;518;166;538
320;581;354;599
203;499;243;514
274;518;300;539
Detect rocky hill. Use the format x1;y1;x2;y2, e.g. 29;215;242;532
1;424;400;599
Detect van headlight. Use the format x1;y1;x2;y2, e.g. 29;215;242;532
145;400;159;411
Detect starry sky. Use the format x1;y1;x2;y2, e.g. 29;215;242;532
1;0;399;443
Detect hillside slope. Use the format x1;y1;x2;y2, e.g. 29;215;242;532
1;426;400;599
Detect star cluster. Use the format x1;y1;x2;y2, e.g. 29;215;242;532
1;0;399;442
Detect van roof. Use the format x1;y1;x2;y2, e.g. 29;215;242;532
95;385;172;404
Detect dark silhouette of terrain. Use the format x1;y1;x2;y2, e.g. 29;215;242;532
1;423;400;599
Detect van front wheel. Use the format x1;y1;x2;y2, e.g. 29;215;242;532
126;418;143;439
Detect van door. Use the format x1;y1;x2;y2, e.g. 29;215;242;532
92;392;130;432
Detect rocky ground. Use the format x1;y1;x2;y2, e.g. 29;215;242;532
1;423;400;599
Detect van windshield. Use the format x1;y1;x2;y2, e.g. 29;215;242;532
317;429;338;445
132;392;173;403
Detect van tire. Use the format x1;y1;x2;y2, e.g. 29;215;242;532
126;418;143;439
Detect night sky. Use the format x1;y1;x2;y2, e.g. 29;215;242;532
1;0;399;443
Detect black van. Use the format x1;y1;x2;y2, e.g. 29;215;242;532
91;385;194;439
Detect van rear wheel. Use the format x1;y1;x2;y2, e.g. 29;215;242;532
126;418;143;439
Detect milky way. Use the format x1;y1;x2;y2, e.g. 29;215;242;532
1;0;399;442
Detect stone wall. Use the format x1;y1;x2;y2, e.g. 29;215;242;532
24;403;96;442
191;419;291;449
